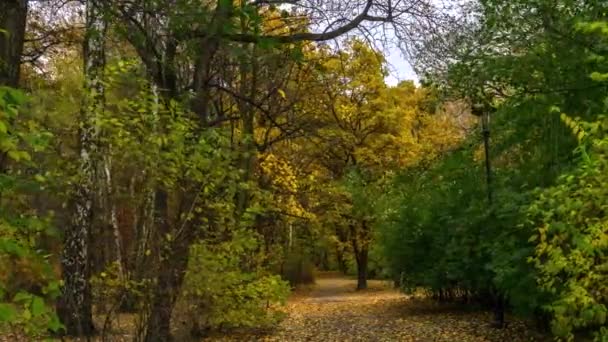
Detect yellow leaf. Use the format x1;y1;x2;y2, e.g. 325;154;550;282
278;89;287;99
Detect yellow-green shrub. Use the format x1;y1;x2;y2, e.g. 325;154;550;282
179;230;289;334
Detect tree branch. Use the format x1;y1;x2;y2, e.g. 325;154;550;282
226;0;375;43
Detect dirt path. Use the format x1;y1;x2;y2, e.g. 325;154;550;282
214;274;546;342
1;274;547;342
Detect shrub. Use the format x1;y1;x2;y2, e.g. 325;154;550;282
0;87;62;337
526;115;608;341
179;230;290;335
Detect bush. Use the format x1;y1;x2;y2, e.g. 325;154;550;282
178;230;290;336
526;116;608;341
0;87;62;337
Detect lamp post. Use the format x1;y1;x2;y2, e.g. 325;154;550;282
472;103;492;206
481;110;492;205
472;101;504;328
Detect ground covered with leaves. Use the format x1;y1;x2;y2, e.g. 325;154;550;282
209;274;548;342
1;274;548;341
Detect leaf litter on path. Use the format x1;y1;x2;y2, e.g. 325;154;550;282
206;275;548;342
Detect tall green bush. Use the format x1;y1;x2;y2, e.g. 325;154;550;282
526;115;608;340
0;87;62;337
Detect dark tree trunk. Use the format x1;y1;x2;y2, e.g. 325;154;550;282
143;244;189;342
335;248;348;274
0;0;28;87
350;222;369;290
143;189;190;342
335;226;349;274
354;247;368;290
493;292;505;328
57;0;106;336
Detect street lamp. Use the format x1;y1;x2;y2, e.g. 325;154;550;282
472;102;493;206
472;101;504;327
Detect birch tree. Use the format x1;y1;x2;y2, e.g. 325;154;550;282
56;0;106;336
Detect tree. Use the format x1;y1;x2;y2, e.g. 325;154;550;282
56;0;106;335
294;40;454;289
0;0;28;87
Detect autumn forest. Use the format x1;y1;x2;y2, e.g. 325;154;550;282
0;0;607;341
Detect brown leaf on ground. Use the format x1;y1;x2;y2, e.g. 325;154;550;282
206;274;548;342
4;274;548;341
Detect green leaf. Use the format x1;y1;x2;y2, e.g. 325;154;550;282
7;149;21;161
0;239;26;257
0;303;17;322
31;296;45;316
13;291;31;303
47;314;64;332
22;308;31;320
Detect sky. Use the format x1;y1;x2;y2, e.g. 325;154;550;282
384;45;419;86
281;1;423;87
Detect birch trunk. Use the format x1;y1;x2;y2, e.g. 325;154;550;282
132;83;158;280
103;154;124;276
57;0;106;335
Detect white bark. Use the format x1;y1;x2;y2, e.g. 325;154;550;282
58;0;106;335
133;83;158;273
103;154;124;276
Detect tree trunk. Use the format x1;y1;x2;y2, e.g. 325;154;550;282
493;292;506;328
354;246;368;290
123;85;158;312
143;189;190;342
133;184;155;275
235;108;256;215
335;246;348;274
57;187;96;336
235;44;258;217
132;83;159;274
103;154;124;276
143;241;189;342
0;0;28;87
57;0;106;336
350;223;369;290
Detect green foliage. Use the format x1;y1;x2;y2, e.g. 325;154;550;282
382;1;608;339
342;170;391;279
90;262;151;313
9;0;608;339
180;230;290;332
378;148;494;295
526;115;608;340
0;87;62;337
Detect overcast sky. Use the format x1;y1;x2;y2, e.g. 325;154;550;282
385;45;418;86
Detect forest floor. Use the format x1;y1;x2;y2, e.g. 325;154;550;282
0;273;549;341
207;273;549;342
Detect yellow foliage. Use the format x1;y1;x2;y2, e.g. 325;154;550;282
259;152;307;219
